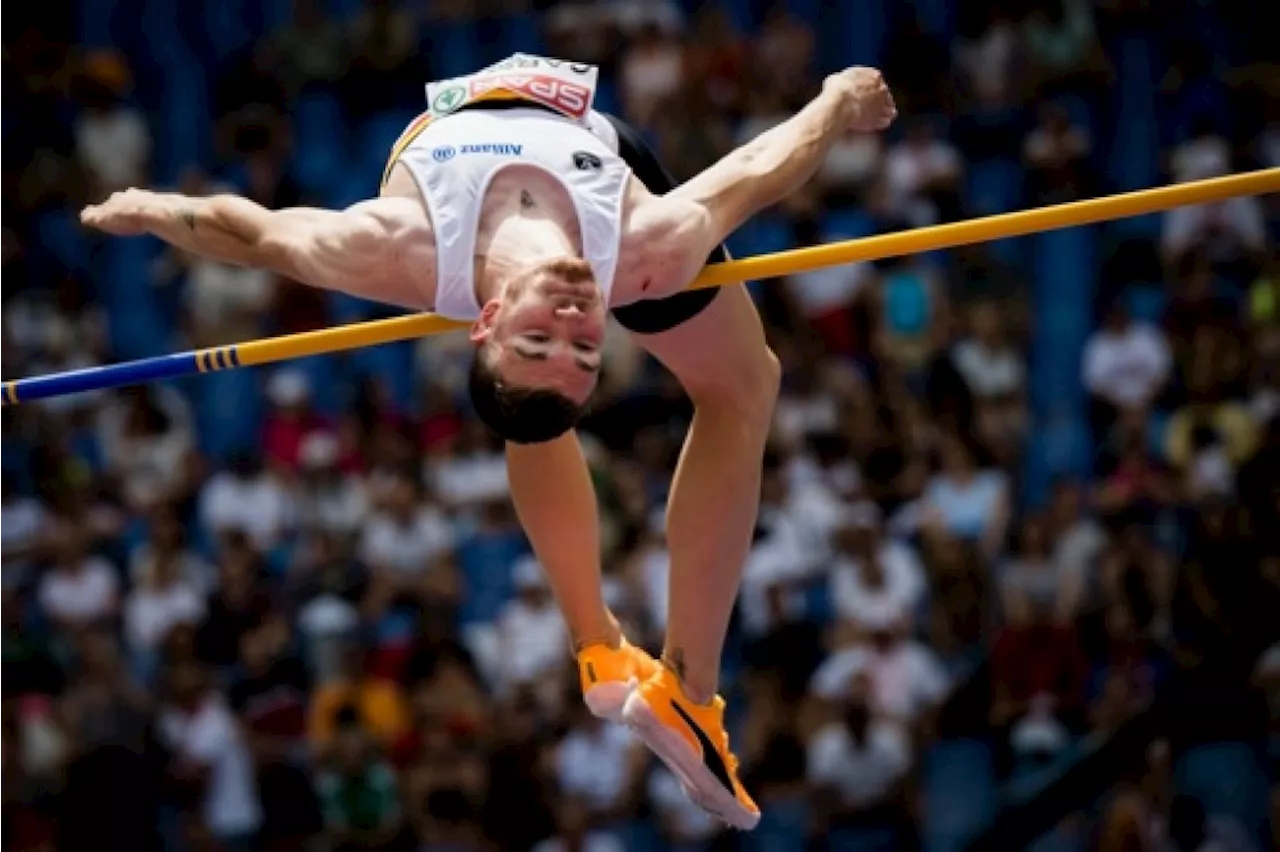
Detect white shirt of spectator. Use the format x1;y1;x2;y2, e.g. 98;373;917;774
885;140;961;210
38;557;119;626
822;132;883;188
556;720;637;813
75;106;151;189
1081;322;1172;408
2;495;47;586
787;260;875;317
1162;196;1267;259
952;339;1025;398
429;453;509;507
830;541;927;632
298;479;369;538
495;558;567;692
806;717;913;808
199;470;295;551
531;833;625;852
158;695;263;837
811;640;950;722
358;505;454;576
648;766;721;842
124;578;206;652
185;262;275;331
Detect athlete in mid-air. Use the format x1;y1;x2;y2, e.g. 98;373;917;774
82;53;897;828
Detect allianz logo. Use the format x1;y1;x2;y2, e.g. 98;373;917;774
432;143;524;161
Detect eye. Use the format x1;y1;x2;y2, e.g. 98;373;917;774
524;332;551;344
573;340;596;353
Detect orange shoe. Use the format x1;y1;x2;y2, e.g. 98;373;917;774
621;666;760;830
577;637;660;722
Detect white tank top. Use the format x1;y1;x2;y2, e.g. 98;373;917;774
392;55;632;321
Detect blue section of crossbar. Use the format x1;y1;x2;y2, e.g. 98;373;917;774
3;351;205;404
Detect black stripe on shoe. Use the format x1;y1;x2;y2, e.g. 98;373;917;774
669;700;735;795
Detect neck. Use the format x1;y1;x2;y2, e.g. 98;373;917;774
475;216;578;304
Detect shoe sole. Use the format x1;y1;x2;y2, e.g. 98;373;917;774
621;692;760;831
583;679;635;723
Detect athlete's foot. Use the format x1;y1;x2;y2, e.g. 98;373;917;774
620;666;760;830
577;636;660;722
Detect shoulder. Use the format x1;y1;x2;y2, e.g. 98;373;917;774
614;188;714;303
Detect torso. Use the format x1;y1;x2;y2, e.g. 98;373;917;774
375;55;690;318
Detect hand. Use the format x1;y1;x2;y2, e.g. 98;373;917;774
824;67;897;133
81;188;179;236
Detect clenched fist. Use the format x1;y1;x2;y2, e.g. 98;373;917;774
823;67;897;133
81;188;180;236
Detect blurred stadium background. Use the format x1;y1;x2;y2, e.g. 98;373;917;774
3;1;1279;850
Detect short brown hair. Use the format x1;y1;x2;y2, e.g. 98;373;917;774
467;349;585;444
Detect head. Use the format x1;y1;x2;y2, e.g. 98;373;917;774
468;259;605;444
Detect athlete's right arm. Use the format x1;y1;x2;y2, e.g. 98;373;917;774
81;189;434;310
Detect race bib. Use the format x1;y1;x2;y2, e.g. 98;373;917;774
424;53;599;122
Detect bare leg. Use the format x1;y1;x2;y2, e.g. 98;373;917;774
634;286;780;703
506;433;619;649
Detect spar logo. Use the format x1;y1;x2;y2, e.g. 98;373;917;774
469;73;591;118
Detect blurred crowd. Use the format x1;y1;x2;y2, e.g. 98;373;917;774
3;1;1279;851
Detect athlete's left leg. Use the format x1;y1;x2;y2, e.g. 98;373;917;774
620;282;778;830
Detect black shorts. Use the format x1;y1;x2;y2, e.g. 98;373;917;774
600;114;724;335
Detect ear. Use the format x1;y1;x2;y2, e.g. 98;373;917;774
469;299;502;343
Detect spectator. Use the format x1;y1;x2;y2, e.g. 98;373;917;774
257;0;348;97
296;431;369;540
309;645;412;759
920;431;1011;561
883;117;963;225
122;538;206;680
874;253;950;380
73;51;150;196
316;709;404;852
810;619;951;727
493;556;567;699
128;505;213;594
532;796;625;852
1082;303;1173;442
989;592;1089;776
1021;0;1108;95
829;503;927;634
806;671;914;842
36;519;119;637
1023;100;1093;204
262;369;332;475
619;20;684;130
158;660;263;851
554;701;644;824
1047;479;1107;620
951;299;1028;450
1000;515;1072;626
199;453;296;554
193;534;273;669
2;478;50;590
97;385;200;514
648;765;723;848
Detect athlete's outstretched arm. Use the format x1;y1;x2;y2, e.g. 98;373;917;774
621;67;896;298
81;188;435;310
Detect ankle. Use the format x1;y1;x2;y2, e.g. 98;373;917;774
572;618;624;654
660;652;717;705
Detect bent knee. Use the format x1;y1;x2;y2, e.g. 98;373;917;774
686;346;781;427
